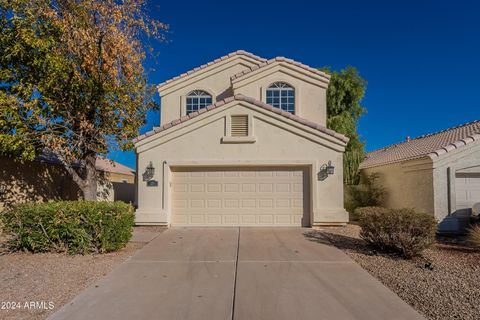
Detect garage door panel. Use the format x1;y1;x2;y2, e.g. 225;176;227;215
171;167;309;226
173;198;304;210
455;173;480;210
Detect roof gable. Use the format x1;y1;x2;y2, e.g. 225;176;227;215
231;57;330;88
157;50;266;93
133;94;348;147
361;120;480;169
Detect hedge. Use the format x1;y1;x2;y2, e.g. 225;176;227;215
1;201;134;254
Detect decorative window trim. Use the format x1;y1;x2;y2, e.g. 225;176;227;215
262;81;299;115
221;114;256;144
184;90;213;115
266;82;295;114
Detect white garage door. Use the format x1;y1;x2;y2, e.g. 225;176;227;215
455;173;480;210
171;167;309;226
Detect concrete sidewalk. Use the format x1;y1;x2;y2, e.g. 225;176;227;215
49;228;424;320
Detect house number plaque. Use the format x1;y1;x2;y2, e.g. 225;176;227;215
146;180;158;187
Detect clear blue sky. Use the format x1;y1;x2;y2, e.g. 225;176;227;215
108;0;480;169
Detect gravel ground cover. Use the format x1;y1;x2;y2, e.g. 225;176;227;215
308;224;480;320
0;226;162;320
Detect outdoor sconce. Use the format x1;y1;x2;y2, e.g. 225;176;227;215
317;160;335;181
0;184;6;195
326;160;335;175
142;161;155;182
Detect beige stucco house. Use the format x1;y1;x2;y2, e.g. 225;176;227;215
360;120;480;232
0;155;135;211
133;50;349;227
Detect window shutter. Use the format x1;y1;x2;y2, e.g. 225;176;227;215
231;115;249;137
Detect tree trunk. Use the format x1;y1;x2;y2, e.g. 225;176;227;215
82;155;98;201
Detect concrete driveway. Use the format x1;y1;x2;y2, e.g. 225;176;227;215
49;228;424;320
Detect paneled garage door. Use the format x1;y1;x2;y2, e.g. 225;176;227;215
171;167;310;226
455;173;480;210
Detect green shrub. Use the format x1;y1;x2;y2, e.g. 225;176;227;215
345;173;386;220
1;201;134;254
356;206;437;258
468;225;480;248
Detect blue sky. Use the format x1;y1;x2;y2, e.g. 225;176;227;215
109;0;480;169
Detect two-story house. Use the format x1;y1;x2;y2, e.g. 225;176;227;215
133;50;349;227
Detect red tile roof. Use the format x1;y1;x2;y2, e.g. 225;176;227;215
156;50;267;89
360;120;480;169
133;94;349;144
230;56;330;82
37;152;135;176
95;158;135;176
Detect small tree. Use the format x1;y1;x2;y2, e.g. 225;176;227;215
321;67;367;185
0;0;167;199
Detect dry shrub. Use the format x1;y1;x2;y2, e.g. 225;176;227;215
356;206;437;259
468;225;480;248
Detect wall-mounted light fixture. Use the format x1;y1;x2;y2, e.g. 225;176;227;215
0;184;6;195
318;160;335;181
326;160;335;175
142;162;155;181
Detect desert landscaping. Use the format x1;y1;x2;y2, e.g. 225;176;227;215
310;225;480;320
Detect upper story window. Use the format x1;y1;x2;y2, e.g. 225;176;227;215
266;82;295;114
186;90;212;115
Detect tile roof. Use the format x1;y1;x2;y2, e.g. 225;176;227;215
230;56;331;82
94;158;135;176
156;50;267;89
133;94;349;144
360;120;480;169
37;152;135;176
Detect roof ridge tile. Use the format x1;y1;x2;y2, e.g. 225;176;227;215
230;56;330;82
157;50;267;89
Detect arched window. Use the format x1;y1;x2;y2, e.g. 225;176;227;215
266;82;295;113
186;90;212;115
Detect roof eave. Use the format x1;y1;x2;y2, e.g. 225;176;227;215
156;50;267;93
230;57;331;85
133;94;348;147
427;133;480;160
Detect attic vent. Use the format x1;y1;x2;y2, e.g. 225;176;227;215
231;115;249;137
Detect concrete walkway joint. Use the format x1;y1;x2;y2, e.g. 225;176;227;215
49;227;425;320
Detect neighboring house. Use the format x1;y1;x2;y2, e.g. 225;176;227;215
0;155;135;211
95;158;136;203
360;120;480;233
133;50;349;227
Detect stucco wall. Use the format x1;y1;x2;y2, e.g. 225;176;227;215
0;157;81;211
135;101;347;225
0;157;135;210
362;160;435;215
105;172;135;184
159;57;260;126
158;57;328;127
232;66;328;125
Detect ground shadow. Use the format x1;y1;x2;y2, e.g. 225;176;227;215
434;234;479;254
303;230;376;256
304;228;480;260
